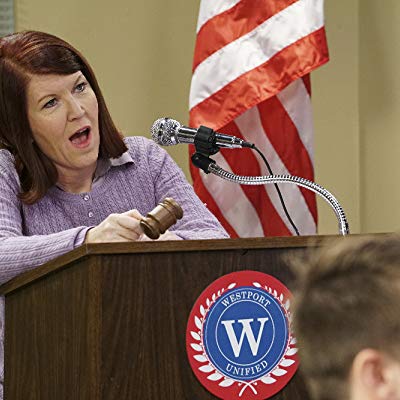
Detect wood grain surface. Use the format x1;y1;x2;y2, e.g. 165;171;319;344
2;234;383;399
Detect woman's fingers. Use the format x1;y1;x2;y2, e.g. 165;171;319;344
122;209;143;220
85;209;181;243
85;209;145;243
115;210;145;240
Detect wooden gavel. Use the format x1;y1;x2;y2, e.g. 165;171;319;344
139;198;183;239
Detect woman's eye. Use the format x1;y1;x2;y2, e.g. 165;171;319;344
75;82;87;92
43;98;57;109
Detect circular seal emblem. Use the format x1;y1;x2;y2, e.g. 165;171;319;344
186;271;298;399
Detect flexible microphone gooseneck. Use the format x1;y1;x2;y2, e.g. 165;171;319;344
150;117;350;235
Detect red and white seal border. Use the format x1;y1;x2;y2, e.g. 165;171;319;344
188;281;298;398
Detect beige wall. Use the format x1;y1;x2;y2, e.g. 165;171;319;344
360;1;400;233
14;0;399;235
15;0;198;167
312;0;360;234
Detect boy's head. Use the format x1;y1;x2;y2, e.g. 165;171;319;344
293;235;400;400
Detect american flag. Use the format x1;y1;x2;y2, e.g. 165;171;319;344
189;0;329;238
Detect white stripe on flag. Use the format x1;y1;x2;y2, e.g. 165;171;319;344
199;153;265;237
277;79;315;163
196;0;241;33
235;106;316;235
190;0;324;109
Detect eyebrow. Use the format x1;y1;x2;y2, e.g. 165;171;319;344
37;73;85;105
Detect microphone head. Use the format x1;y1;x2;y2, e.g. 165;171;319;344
150;117;181;146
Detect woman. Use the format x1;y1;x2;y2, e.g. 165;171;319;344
0;30;228;396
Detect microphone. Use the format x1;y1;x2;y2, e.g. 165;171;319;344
150;117;254;149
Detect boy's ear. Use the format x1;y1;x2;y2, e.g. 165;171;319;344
351;349;400;400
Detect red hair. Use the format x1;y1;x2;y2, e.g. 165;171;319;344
0;31;127;204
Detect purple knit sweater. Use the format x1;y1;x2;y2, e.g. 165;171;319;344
0;136;228;396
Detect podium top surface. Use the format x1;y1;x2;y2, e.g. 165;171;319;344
0;234;383;295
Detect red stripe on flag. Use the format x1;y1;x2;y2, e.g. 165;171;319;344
222;149;293;236
193;0;298;71
257;99;314;181
189;150;292;237
190;28;329;129
212;121;292;236
257;99;318;222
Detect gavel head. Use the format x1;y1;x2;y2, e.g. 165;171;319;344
139;197;183;239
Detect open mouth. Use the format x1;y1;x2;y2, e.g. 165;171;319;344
69;127;91;147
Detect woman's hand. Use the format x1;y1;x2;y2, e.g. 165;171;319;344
85;209;145;243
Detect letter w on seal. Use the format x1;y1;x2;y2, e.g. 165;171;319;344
221;318;269;357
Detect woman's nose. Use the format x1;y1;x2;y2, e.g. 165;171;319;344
67;97;85;121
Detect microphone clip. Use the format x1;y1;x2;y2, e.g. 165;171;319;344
192;126;220;174
191;152;216;174
193;125;220;156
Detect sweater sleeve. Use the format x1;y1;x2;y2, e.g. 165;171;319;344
0;156;90;285
144;139;229;240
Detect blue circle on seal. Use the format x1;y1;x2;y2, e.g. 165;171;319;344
203;286;288;381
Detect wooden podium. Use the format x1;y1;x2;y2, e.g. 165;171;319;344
0;235;344;399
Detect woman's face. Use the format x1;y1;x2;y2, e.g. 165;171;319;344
27;71;100;179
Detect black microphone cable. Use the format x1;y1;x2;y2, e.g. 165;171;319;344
252;145;300;236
